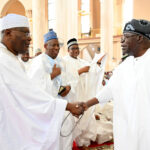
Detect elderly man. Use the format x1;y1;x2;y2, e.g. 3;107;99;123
28;29;71;98
83;19;150;150
27;30;77;150
0;14;84;150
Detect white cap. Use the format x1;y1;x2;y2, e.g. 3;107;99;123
0;14;29;31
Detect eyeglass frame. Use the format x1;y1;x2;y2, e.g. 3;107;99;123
121;33;138;41
10;29;31;37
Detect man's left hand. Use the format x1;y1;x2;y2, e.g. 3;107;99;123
60;85;71;97
66;102;84;117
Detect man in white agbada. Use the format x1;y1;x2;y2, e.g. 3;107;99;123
27;30;76;150
0;14;84;150
27;29;71;98
63;38;111;147
82;19;150;150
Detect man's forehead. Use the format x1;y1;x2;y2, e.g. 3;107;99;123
47;38;59;44
70;44;78;48
123;32;137;36
10;27;29;31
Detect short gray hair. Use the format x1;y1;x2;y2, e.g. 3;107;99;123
0;30;4;42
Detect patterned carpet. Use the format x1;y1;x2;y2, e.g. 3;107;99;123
82;144;114;150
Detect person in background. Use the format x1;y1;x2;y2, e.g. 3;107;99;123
34;48;42;57
63;38;110;147
27;29;77;150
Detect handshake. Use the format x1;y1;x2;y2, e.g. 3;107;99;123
66;102;88;117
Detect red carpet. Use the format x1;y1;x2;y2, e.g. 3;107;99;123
72;141;113;150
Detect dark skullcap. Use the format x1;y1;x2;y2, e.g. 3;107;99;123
44;29;58;44
123;19;150;40
67;38;78;49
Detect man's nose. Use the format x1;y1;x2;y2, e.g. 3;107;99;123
120;36;125;43
27;36;32;42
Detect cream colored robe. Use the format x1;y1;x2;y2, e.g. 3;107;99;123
64;54;110;147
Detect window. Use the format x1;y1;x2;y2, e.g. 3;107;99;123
81;0;90;34
48;0;56;30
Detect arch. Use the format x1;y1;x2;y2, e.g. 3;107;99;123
1;0;25;17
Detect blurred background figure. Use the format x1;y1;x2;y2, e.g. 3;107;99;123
34;48;42;57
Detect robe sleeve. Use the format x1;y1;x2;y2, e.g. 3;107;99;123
96;84;113;104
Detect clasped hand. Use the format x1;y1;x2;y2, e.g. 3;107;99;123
68;102;89;117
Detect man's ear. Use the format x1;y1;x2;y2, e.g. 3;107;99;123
136;35;144;43
44;43;47;49
4;29;12;37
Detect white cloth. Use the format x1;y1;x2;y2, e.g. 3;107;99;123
63;54;109;146
23;60;32;72
0;43;67;150
27;53;75;150
0;14;29;31
18;57;32;73
96;48;150;150
63;55;89;101
95;101;113;144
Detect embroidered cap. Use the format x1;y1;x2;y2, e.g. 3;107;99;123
67;38;78;49
123;19;150;40
44;29;58;44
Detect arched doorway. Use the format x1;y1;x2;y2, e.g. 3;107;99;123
1;0;25;17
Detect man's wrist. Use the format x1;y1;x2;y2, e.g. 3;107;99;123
78;69;81;75
66;102;72;111
86;97;99;108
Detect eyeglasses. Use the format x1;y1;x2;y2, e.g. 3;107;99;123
70;48;80;51
121;34;137;41
48;43;60;48
11;29;31;37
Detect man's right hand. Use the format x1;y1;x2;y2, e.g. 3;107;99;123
51;64;61;79
66;102;84;117
78;66;90;75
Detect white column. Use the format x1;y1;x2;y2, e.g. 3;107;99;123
32;0;48;54
55;0;78;56
100;0;113;71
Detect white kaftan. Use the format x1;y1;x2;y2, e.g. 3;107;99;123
0;43;67;150
64;54;111;147
27;53;75;150
96;48;150;150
